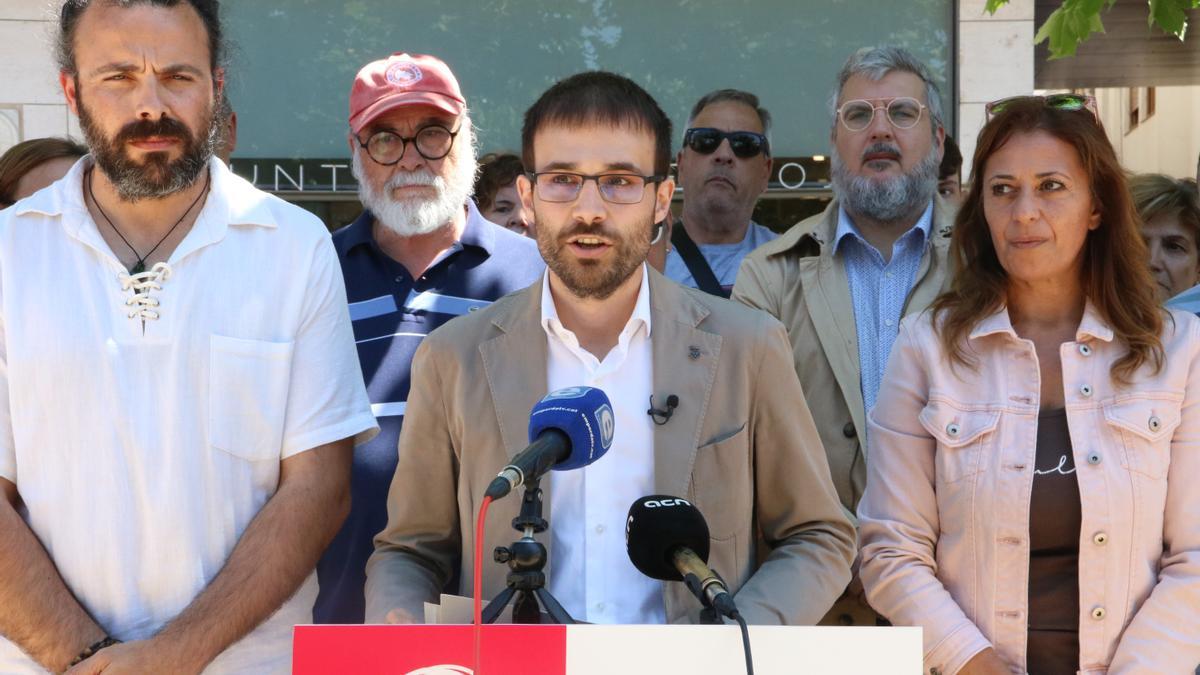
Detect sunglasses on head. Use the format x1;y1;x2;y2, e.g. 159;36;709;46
683;128;770;159
985;93;1099;123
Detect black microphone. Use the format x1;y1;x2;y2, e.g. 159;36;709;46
646;394;679;425
484;386;615;500
625;495;739;620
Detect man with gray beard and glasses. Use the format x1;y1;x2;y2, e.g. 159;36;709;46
320;53;543;624
733;45;956;628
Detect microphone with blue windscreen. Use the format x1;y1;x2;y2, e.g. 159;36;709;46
484;386;615;500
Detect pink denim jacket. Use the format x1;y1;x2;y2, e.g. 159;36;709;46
858;304;1200;675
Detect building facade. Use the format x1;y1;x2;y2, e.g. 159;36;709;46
20;0;1176;229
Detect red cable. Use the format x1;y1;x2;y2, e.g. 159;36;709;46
473;495;493;675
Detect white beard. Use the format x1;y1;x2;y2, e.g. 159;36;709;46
352;147;477;237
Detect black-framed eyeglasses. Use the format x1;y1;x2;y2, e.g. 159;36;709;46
355;124;459;165
985;93;1099;123
683;128;770;158
526;171;666;204
836;97;928;132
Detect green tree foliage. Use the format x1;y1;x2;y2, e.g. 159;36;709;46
986;0;1199;58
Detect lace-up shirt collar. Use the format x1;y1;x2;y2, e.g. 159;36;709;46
18;157;279;327
16;156;278;257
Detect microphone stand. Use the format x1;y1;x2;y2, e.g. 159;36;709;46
480;477;575;624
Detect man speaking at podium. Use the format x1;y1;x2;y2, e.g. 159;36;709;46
366;72;854;626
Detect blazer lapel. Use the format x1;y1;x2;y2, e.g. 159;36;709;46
802;205;868;446
904;198;955;315
646;271;722;498
478;282;551;513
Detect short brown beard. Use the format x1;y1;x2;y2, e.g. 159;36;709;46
535;215;653;300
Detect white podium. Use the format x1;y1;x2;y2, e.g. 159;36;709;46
293;624;922;674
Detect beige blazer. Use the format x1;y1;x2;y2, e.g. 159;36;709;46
732;198;955;625
365;269;855;625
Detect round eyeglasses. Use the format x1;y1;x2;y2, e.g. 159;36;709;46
836;97;928;132
527;171;666;205
356;124;459;165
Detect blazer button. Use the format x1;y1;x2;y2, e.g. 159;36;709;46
1087;451;1102;465
1148;416;1162;432
946;423;961;437
1079;343;1093;356
843;422;856;439
1093;532;1108;546
1091;606;1106;620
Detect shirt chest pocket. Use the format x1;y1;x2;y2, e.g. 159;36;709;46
918;401;999;484
209;335;295;462
1103;397;1181;480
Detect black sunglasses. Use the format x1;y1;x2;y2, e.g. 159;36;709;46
683;128;770;159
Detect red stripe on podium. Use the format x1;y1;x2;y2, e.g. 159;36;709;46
294;624;568;675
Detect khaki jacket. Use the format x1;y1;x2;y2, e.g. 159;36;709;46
732;198;955;625
365;269;855;625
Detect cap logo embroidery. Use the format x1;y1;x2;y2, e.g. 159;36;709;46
386;62;423;87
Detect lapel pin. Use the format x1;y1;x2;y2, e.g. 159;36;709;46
688;346;701;360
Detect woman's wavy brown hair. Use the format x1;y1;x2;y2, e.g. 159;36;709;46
931;97;1163;385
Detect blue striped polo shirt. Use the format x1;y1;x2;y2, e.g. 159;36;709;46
315;200;544;623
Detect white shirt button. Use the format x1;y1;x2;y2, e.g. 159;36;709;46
1091;606;1106;620
595;524;605;535
1079;344;1092;356
885;319;894;327
596;602;606;612
1080;384;1093;398
1093;532;1108;546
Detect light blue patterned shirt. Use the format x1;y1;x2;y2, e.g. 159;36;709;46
834;202;933;412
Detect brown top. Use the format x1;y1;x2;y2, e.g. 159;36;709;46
1027;408;1080;674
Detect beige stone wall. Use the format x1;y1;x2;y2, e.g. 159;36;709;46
0;0;81;155
956;0;1036;183
1096;85;1200;179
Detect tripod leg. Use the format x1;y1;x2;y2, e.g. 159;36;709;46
481;587;515;624
534;588;576;624
512;590;542;624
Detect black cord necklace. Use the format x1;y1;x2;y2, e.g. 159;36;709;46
87;168;210;275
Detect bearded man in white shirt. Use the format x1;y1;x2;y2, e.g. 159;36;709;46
0;1;377;673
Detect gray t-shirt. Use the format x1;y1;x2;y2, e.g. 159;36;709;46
664;221;778;294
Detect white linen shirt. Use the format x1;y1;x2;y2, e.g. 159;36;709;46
541;265;666;624
0;157;378;674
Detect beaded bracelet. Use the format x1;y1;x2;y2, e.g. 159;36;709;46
68;636;122;667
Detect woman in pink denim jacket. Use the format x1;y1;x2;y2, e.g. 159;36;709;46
858;95;1200;675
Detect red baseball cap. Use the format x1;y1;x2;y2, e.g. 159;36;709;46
348;53;465;134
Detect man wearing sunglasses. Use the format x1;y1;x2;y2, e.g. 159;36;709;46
366;71;854;627
666;90;777;297
318;53;544;624
734;46;957;628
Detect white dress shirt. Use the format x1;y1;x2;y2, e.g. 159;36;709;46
541;264;665;624
0;158;378;674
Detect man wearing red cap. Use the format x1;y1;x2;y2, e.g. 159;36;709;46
316;53;543;623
